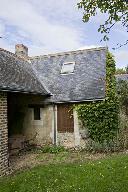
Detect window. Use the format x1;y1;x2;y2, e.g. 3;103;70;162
61;62;75;74
34;107;41;120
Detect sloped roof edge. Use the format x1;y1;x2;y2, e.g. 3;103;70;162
0;48;50;96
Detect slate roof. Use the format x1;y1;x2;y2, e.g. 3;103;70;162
31;47;107;103
0;48;49;95
116;74;128;82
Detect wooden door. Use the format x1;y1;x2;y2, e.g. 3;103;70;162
57;104;74;132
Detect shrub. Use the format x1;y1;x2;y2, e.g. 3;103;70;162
40;145;66;154
116;74;128;150
84;139;119;153
117;110;128;150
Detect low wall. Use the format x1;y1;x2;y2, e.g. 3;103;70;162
0;92;8;176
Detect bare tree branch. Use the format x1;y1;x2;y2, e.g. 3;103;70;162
112;40;128;50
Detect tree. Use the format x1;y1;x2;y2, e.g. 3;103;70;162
115;66;128;74
116;68;126;74
117;80;128;114
126;65;128;73
77;0;128;46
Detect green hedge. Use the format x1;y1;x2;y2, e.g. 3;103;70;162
76;52;119;143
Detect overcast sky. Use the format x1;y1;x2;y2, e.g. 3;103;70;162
0;0;127;68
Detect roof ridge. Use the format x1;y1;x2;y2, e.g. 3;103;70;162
30;46;107;60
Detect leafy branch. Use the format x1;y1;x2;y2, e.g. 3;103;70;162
78;0;128;46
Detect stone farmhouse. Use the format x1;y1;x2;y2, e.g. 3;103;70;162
0;44;106;176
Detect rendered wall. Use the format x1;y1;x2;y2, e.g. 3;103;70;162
23;105;54;145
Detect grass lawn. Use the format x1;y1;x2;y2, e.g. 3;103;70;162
0;153;128;192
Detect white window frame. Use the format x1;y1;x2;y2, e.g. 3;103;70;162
32;108;43;126
61;62;75;74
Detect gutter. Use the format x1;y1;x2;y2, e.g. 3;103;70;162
46;98;105;105
54;98;105;104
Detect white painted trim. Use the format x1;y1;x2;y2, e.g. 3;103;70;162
61;62;75;74
55;105;58;145
73;109;80;146
51;106;55;144
32;108;43;126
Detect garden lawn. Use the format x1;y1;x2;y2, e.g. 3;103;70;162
0;154;128;192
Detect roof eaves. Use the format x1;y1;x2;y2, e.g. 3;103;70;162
48;98;105;104
0;86;51;96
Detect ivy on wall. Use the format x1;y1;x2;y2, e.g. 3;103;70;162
75;52;119;143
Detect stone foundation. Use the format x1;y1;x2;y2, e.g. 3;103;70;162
57;132;75;148
0;92;8;176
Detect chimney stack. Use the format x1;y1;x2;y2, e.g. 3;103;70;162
15;44;28;57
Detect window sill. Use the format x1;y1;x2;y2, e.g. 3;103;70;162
32;120;43;126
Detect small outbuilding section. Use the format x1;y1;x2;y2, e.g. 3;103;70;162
0;45;107;176
31;47;106;148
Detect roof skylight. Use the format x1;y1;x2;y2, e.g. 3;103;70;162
61;62;75;74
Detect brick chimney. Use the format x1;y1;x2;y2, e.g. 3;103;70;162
15;44;28;57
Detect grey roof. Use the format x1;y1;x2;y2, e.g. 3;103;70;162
116;74;128;82
31;47;107;103
0;48;49;95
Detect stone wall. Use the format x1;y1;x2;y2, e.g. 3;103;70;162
0;92;8;176
8;93;54;147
